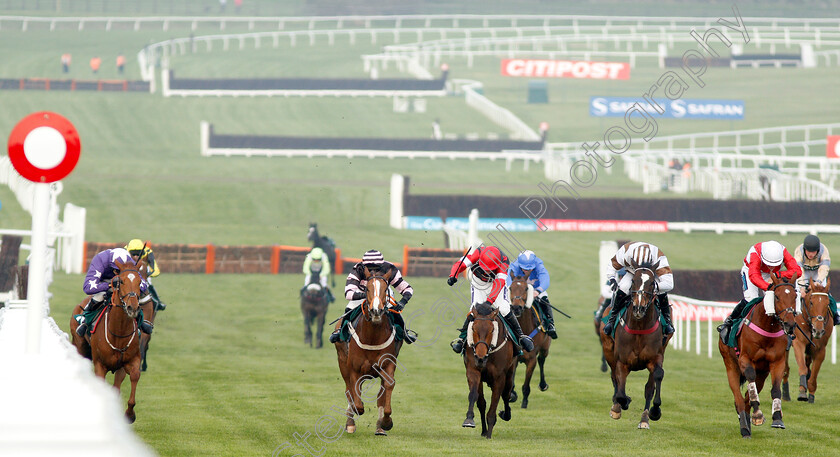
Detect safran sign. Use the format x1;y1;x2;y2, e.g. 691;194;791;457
502;59;630;80
590;96;745;120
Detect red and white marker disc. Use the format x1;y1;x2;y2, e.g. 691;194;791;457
7;111;80;183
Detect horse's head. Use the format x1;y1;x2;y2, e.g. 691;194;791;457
303;283;324;299
113;259;143;320
629;259;659;320
509;275;528;318
769;274;799;335
804;277;831;340
469;302;499;368
363;266;393;323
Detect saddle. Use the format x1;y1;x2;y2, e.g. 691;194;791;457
725;297;766;349
336;307;408;343
602;298;668;339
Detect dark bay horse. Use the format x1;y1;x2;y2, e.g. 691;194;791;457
719;274;799;438
334;267;402;436
508;275;550;408
594;294;609;373
785;278;833;403
301;276;329;348
308;223;337;286
70;259;144;423
136;257;158;372
462;302;516;439
601;261;671;430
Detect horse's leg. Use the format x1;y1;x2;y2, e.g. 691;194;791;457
613;361;632;411
375;364;397;435
791;338;809;401
807;344;828;403
463;369;480;429
303;307;313;347
744;364;766;427
639;366;655;430
609;359;621;419
140;334;150;372
477;381;487;437
509;363;518;403
537;346;549;391
768;358;786;429
484;375;503;439
720;342;750;437
124;358;142;424
782;348;791;401
315;309;326;349
499;364;513;422
113;368;127;390
521;356;537;409
649;354;665;422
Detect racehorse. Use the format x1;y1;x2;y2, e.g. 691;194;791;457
308;223;337;286
508;275;550;408
594;295;609;373
600;260;671;430
334;267;402;436
784;278;832;403
301;275;329;348
719;274;799;438
462;302;516;439
70;259;144;423
136;257;158;372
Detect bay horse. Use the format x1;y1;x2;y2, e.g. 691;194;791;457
301;275;329;348
719;274;799;438
69;259;144;423
785;278;832;403
308;223;337;287
601;260;671;430
334;267;402;436
508;275;550;408
462;302;516;439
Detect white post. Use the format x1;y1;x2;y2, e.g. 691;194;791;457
26;183;50;354
200;121;210;157
389;174;405;229
832;330;837;365
695;307;701;355
599;241;619;298
468;208;479;248
707;307;713;358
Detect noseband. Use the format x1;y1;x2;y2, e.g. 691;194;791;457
470;316;505;355
769;282;798;328
630;267;658;317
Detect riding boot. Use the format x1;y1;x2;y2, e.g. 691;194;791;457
504;311;534;352
149;284;166;311
329;307;352;344
326;288;335;304
717;298;748;342
75;296;105;337
451;314;474;353
538;296;558;339
392;312;417;344
603;290;628;336
657;293;674;335
595;297;611;322
829;294;840;325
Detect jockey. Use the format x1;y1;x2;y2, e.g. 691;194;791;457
447;245;535;354
125;239;167;311
506;250;557;339
75;247;153;337
794;234;838;325
328;250;415;344
717;240;803;342
602;242;675;337
301;247;334;303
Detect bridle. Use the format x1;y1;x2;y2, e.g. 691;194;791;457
470;315;505;355
768;281;798;332
105;267;142;354
802;289;829;335
360;273;392;321
510;278;528;307
630;267;658;319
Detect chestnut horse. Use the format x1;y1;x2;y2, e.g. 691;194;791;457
719;274;799;438
508;275;550;408
600;261;671;430
70;259;144;423
334;268;402;436
785;278;833;403
301;276;329;348
462;302;516;439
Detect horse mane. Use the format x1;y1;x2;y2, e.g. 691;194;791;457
475;302;494;316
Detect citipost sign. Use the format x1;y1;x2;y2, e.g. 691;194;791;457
501;59;630;80
590;96;745;120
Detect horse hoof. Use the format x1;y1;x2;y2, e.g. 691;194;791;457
346;425;356;434
782;393;791;402
610;410;621;420
808;394;815;403
539;382;548;392
798;392;808;401
752;416;765;427
125;412;136;424
638;422;649;430
649;407;662;421
381;417;393;431
375;429;387;436
499;410;511;421
771;420;785;429
509;390;518;402
600;362;608;373
741;434;751;439
462;419;476;428
521;400;528;409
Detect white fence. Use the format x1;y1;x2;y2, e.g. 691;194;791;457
0;157;86;274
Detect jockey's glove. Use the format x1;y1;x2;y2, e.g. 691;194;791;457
351;290;366;301
607;277;618;292
447;276;458;286
393;298;408;311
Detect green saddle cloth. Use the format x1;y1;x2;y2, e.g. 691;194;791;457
339;307;406;343
725;297;764;348
601;299;668;338
458;316;523;356
73;305;145;336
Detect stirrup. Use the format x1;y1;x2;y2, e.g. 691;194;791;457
519;335;534;352
75;323;88;337
451;338;464;353
404;329;418;344
545;323;557;339
329;330;341;344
